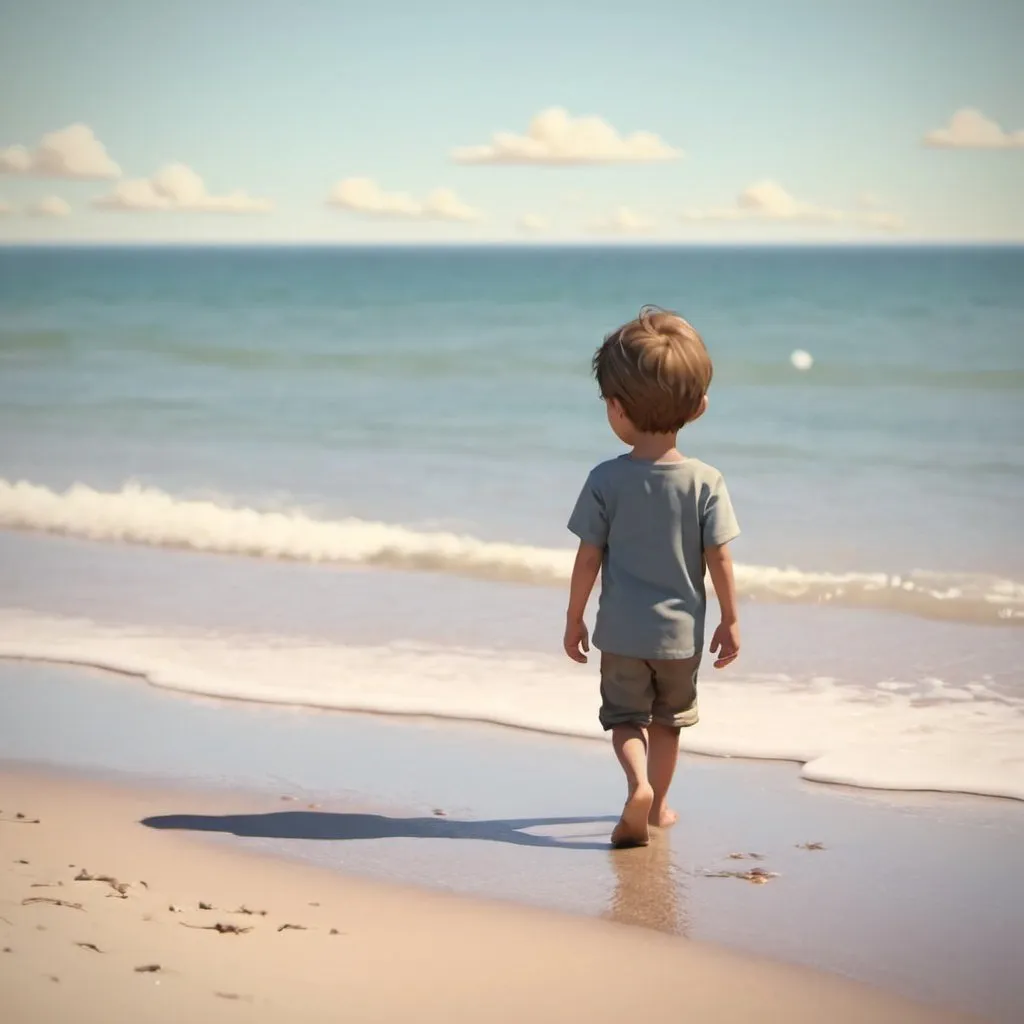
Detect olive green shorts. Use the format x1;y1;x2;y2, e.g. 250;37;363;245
599;652;700;731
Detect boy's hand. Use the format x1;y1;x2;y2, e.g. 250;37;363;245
564;618;590;664
710;621;740;669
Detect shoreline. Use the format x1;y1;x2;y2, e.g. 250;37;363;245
4;647;1022;810
0;766;977;1024
2;605;1021;803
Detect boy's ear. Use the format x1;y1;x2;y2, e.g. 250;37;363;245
689;394;709;424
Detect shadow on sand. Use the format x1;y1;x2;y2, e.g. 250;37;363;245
142;810;617;851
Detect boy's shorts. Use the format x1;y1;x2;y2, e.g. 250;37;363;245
599;652;700;731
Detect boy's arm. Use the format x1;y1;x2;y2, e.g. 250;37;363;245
706;543;740;669
564;541;603;663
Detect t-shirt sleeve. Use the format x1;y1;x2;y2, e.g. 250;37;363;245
701;474;740;548
567;471;609;548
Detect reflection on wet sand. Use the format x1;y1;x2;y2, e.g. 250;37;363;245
605;831;688;936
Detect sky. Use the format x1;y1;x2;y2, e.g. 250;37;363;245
0;0;1021;244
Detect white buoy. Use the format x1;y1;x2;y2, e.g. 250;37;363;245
790;349;814;371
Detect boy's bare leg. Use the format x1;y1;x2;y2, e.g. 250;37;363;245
647;724;681;827
609;725;654;848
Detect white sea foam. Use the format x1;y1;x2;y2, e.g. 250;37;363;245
1;478;1022;626
1;610;1021;802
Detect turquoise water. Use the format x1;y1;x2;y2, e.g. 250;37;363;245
1;246;1022;798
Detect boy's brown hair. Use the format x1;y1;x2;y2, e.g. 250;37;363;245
593;306;713;433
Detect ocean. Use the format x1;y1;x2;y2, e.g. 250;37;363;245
1;245;1022;800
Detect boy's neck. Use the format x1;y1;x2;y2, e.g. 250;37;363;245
629;432;683;463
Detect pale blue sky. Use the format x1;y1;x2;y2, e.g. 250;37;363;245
0;0;1021;242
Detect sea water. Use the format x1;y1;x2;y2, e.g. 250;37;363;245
1;245;1021;799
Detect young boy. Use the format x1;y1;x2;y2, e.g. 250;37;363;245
564;306;740;849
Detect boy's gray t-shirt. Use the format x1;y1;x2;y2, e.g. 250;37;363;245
567;455;739;660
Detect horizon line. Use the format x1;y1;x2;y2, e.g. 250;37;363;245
1;240;1022;251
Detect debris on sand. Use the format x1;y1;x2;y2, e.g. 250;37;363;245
21;898;84;911
232;906;267;916
797;842;826;851
181;922;251;935
134;964;162;973
703;867;779;885
198;902;214;911
1;814;41;824
30;882;63;888
277;923;307;932
77;942;104;953
15;859;29;865
74;870;130;897
727;852;764;860
432;808;447;817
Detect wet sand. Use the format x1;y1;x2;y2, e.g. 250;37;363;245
0;768;976;1024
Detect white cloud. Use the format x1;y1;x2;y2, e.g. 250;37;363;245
453;107;680;165
924;108;1024;150
517;213;549;233
94;164;272;213
421;187;480;222
326;177;481;221
683;180;903;231
859;210;906;232
588;206;655;234
29;196;72;217
0;124;120;179
684;181;843;223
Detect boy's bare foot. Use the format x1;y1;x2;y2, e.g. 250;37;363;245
649;806;678;828
610;785;654;848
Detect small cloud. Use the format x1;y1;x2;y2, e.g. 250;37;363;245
683;180;903;232
29;196;72;217
588;206;655;235
94;163;272;213
421;187;480;222
859;210;906;232
453;107;681;165
0;124;120;179
326;177;481;221
684;181;843;223
923;108;1024;149
517;213;549;233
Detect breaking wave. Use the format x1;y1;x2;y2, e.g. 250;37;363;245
1;478;1021;627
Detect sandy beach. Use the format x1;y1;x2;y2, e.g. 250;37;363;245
2;767;981;1024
